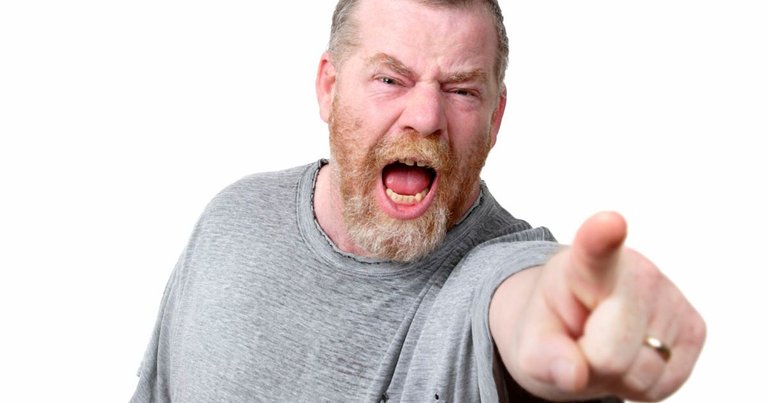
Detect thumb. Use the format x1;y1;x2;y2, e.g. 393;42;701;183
568;211;627;310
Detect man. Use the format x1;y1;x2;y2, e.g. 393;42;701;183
131;0;705;401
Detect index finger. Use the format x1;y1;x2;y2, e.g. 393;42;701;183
568;211;628;309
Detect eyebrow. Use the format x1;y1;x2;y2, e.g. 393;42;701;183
366;52;488;85
445;70;488;85
366;53;414;79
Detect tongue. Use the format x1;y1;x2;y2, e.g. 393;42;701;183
383;164;432;195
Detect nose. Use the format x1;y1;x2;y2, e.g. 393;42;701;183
400;84;447;137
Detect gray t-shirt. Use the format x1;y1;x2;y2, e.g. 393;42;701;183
130;161;604;402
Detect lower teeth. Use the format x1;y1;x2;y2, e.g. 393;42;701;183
386;187;428;204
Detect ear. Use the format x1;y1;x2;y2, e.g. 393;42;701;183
316;52;337;123
489;84;507;148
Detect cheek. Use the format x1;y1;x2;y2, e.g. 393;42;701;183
449;120;493;160
332;102;384;148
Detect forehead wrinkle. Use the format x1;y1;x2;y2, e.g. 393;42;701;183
366;52;489;86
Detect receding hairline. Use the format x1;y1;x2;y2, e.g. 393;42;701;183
328;0;508;87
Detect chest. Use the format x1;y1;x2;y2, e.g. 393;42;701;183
170;253;444;401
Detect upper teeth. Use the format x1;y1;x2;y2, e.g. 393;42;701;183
400;159;428;168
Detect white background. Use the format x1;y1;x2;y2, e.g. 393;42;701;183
1;1;766;401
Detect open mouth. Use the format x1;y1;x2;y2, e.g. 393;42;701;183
381;159;437;205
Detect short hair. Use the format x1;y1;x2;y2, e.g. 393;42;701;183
328;0;509;88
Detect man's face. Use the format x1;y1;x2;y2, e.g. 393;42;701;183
319;0;506;262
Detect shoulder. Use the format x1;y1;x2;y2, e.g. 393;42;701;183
468;228;559;262
184;161;318;240
215;163;313;204
202;162;316;215
448;228;559;287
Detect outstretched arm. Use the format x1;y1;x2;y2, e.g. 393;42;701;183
490;212;706;401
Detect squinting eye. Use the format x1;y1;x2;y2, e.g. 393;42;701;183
452;89;474;97
379;77;396;85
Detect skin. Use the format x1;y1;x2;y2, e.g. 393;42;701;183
314;0;706;400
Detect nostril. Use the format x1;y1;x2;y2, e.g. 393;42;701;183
402;126;442;138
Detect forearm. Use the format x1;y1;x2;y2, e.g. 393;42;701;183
489;266;542;379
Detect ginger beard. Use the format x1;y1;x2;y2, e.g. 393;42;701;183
328;97;493;262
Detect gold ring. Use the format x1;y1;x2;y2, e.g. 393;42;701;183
644;336;671;362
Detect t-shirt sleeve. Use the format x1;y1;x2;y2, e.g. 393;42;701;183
128;182;237;402
129;253;185;403
464;228;560;401
466;228;622;403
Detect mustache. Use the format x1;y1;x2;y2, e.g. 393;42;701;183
372;130;454;172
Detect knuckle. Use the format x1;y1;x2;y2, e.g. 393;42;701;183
623;250;664;292
636;259;662;285
689;311;708;346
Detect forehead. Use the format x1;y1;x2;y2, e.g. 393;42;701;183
350;0;498;75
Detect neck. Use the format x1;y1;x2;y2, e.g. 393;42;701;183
313;163;371;257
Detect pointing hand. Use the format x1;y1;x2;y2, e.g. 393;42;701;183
490;212;706;401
